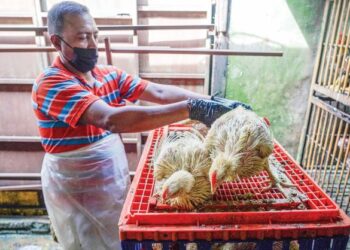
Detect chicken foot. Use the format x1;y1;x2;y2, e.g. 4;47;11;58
261;162;296;198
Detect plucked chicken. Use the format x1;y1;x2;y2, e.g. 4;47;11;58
205;106;294;195
153;130;212;210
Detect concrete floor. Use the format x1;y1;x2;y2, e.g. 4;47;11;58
0;217;61;250
0;235;62;250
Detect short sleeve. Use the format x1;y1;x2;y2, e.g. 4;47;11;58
33;76;100;128
117;70;149;102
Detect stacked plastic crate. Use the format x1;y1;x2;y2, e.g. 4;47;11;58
300;0;350;216
119;124;350;250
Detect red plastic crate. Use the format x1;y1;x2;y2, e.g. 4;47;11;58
119;124;350;241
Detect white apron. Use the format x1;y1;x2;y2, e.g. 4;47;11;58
41;134;130;250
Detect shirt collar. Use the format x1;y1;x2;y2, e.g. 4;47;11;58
52;56;97;85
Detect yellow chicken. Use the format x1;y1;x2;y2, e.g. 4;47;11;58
153;130;212;210
205;106;293;195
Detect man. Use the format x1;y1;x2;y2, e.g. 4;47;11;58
31;1;249;249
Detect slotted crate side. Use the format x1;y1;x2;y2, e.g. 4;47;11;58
313;0;350;106
120;208;350;241
121;236;349;250
301;97;350;215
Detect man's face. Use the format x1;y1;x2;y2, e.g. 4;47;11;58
52;13;99;60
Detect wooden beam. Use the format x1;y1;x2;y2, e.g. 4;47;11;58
0;173;41;180
313;84;350;107
139;73;205;79
141;78;204;86
139;73;205;86
0;135;138;144
0;136;139;153
0;76;205;90
0;136;44;151
215;0;229;33
0;78;33;91
211;0;231;96
211;32;229;96
0;46;55;52
311;96;350;124
0;24;214;33
104;37;113;65
110;47;283;56
0;142;43;151
40;14;133;26
99;24;214;31
137;5;207;13
0;78;33;84
0;36;36;45
138;11;207;19
0;46;283;56
0;16;33;25
0;184;42;191
33;0;49;69
0;136;41;142
203;1;213;95
0;171;136;185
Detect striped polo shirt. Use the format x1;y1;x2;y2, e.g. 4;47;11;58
32;57;148;153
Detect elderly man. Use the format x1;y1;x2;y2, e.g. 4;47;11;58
31;1;249;249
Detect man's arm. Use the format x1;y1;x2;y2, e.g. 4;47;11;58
79;82;247;132
79;99;189;133
139;82;210;104
79;83;206;133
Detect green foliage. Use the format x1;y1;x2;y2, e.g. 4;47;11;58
226;48;307;148
225;0;325;157
285;0;325;47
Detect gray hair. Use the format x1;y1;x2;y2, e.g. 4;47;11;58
47;1;90;35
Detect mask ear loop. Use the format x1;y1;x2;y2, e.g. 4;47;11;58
56;35;74;49
55;35;80;71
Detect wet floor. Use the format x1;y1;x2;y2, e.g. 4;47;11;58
0;235;62;250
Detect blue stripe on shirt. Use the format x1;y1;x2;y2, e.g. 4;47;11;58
123;77;140;99
31;99;38;110
38;120;69;128
41;131;111;147
118;72;127;89
102;71;117;85
43;68;60;78
32;80;39;109
57;91;90;122
94;80;103;88
32;81;38;93
41;80;77;116
100;89;120;103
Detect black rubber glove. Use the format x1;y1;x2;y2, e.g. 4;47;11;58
187;99;232;127
211;95;252;110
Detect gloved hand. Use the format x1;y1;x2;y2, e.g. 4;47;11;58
211;95;252;110
187;99;232;127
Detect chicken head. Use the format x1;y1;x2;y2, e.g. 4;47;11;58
161;170;195;201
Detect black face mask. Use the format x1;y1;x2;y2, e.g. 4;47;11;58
57;36;98;73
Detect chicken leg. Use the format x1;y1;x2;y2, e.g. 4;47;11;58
261;159;295;198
